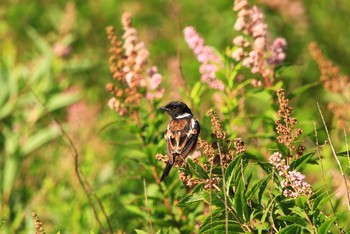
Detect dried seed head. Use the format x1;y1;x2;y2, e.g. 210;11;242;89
275;88;304;159
208;110;226;140
234;138;246;154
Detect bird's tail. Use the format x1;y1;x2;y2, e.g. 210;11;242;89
160;162;173;182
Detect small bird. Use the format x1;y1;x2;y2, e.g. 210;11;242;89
158;101;200;181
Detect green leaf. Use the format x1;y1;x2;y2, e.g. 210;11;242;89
187;158;209;179
289;82;319;99
318;218;336;234
3;156;19;196
21;126;61;155
289;152;315;171
177;192;206;207
257;174;271;204
246;178;263;200
190;81;206;106
245;173;253;189
199;220;243;234
0;100;15;120
125;205;147;218
200;208;225;228
289;207;307;219
336;150;350;157
203;191;226;208
278;224;301;234
135;229;149;234
26;27;52;55
46;92;81;112
295;195;308;209
261;196;277;223
258;162;273;174
313;190;332;211
277;143;290;157
235;179;248;222
278;215;308;226
225;154;246;189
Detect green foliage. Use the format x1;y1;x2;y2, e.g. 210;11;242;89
0;28;81;233
1;0;350;233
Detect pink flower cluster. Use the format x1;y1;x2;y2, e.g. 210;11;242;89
232;0;287;85
107;97;128;116
267;38;287;66
106;12;164;116
121;12;164;99
145;66;164;100
233;2;267;52
269;152;313;199
184;26;225;91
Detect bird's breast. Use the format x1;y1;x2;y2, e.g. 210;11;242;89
168;119;189;131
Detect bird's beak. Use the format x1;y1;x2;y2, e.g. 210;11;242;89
158;106;168;112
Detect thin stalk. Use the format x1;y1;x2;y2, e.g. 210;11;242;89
314;123;342;233
143;178;154;234
317;103;350;211
217;141;228;234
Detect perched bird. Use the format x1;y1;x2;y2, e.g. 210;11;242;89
158;101;200;181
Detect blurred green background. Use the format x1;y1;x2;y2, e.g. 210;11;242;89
1;0;350;233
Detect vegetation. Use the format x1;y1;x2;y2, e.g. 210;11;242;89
1;0;350;233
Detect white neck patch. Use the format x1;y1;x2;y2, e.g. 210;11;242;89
175;113;192;119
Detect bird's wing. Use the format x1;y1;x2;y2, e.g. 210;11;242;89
166;118;200;164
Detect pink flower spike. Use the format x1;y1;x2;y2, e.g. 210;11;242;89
184;26;225;90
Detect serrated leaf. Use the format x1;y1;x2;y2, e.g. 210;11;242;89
261;196;277;223
289;207;307;219
246;178;263;200
235;179;248;222
187;158;209;179
278;224;301;234
278;215;308;226
245;173;253;189
200;208;225;228
225;155;241;181
203;191;226;208
277;143;290;157
318;218;336;234
258;162;273;174
336;150;350;157
313;190;333;211
177;192;206;207
198;220;243;234
225;154;247;190
258;175;271;204
295;195;307;209
290;152;315;171
192;182;205;193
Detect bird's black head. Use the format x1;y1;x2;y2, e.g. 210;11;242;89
159;101;193;119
